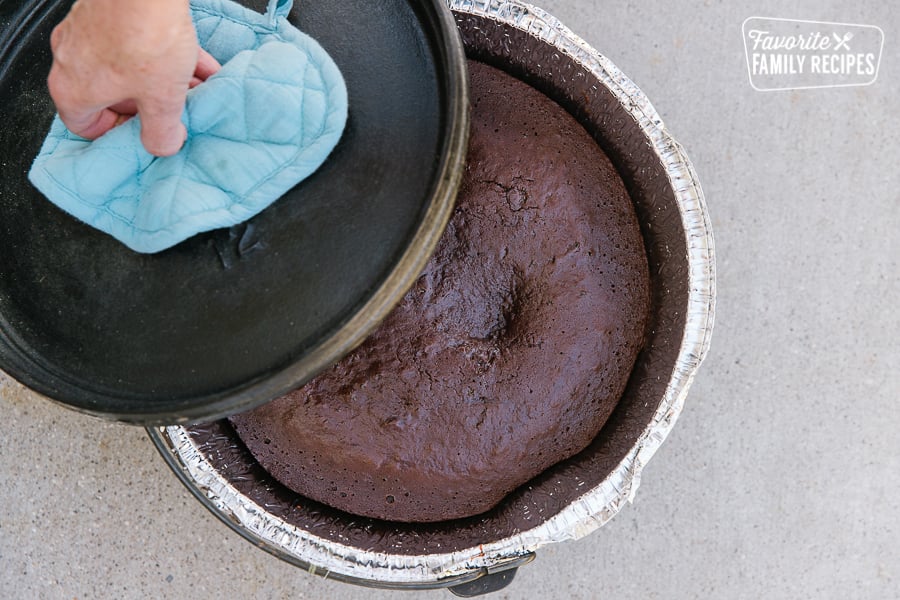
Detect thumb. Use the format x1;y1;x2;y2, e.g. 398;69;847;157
137;93;188;157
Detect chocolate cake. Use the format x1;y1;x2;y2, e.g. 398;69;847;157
229;61;650;522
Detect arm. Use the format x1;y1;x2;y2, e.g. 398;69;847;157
47;0;220;156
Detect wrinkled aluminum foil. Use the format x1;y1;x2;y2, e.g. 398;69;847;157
149;0;715;587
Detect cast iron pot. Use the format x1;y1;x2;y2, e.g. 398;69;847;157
149;1;717;596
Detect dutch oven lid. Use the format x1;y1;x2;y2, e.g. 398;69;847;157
0;0;469;425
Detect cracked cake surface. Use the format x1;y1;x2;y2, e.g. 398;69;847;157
229;61;650;522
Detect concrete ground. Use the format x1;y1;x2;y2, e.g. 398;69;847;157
2;0;897;598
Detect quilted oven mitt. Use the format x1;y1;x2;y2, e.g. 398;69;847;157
28;0;348;254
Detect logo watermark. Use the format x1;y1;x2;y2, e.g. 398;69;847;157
742;17;884;91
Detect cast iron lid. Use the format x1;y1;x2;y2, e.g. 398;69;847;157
0;0;469;425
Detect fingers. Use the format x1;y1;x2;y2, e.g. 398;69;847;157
194;48;221;81
109;100;137;127
137;92;188;157
49;24;127;140
109;99;138;115
140;49;218;153
48;15;218;155
48;65;120;140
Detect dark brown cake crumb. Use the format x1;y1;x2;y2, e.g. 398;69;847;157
230;61;650;522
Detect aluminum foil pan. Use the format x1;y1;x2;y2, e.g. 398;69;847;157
149;0;716;589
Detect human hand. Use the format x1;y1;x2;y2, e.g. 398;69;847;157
48;0;221;157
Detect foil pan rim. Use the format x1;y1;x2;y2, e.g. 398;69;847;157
154;0;716;585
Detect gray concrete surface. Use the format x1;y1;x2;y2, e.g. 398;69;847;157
2;1;898;598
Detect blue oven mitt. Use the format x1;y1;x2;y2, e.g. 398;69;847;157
28;0;347;254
